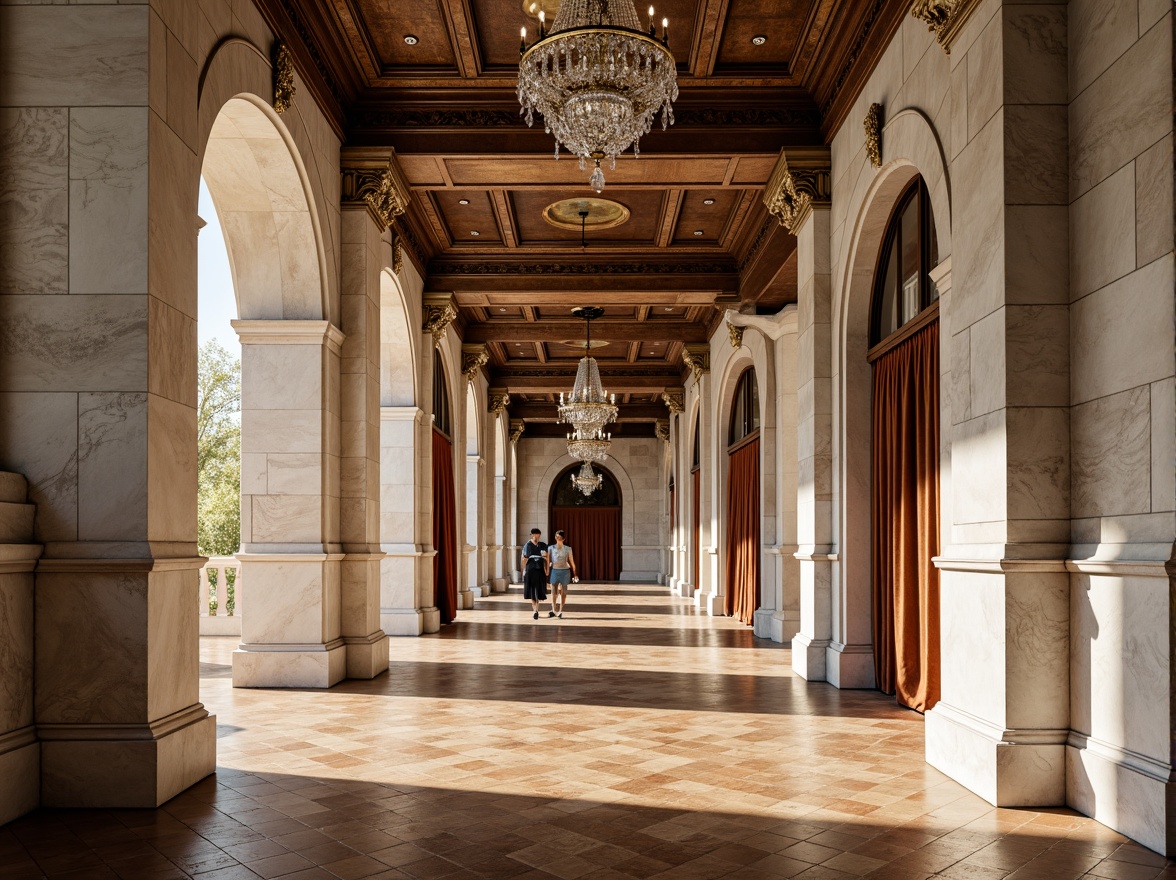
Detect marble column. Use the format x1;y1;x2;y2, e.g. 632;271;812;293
690;371;723;616
338;204;390;678
464;452;481;604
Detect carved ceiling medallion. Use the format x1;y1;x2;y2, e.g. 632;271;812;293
542;197;631;231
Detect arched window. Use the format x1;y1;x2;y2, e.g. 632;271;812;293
728;368;759;448
869;178;939;352
691;413;701;470
432;349;451;437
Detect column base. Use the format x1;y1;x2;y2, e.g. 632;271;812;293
694;590;724;615
39;707;215;808
0;729;38;824
458;588;474;610
769;610;797;645
382;608;424;636
925;702;1065;806
825;642;875;688
674;581;695;599
491;577;507;593
791;633;829;681
233;640;347;688
752;608;774;639
1067;735;1176;856
422;605;441;633
345;631;389;679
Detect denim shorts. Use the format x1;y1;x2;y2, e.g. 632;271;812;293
549;568;573;586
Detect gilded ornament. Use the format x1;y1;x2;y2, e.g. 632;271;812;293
509;419;526;444
864;103;883;168
727;321;745;350
655;420;671;443
461;344;490;383
422;293;458;346
910;0;980;53
273;40;296;113
661;388;685;414
682;344;710;385
340;150;412;231
763;150;831;232
488;389;511;414
391;234;403;275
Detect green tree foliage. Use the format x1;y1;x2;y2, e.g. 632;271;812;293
197;340;241;557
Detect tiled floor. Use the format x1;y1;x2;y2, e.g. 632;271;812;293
3;583;1173;879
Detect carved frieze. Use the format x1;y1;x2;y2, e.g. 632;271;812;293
655;420;671;443
391;234;403;275
461;344;489;383
488;388;511;414
341;149;412;231
422;292;458;347
662;387;685;414
272;41;296;114
910;0;982;53
509;419;526;444
865;103;883;168
727;321;745;350
427;260;736;276
763;149;832;232
682;344;711;385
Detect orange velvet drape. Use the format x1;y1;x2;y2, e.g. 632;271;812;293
432;429;459;625
691;468;700;589
724;438;760;625
871;320;940;712
549;507;621;580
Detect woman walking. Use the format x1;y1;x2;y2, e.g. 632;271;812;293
520;528;549;620
547;529;577;619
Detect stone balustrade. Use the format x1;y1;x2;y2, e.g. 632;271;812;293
199;557;242;636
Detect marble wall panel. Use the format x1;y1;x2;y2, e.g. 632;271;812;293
1071;255;1174;405
148;297;196;408
1070;164;1137;300
1069;17;1169;199
951;410;1008;526
951;115;1006;331
1005;406;1069;523
147;394;196;544
164;28;197;152
0;574;34;733
240;452;267;496
146;567;199;720
1004;205;1069;305
1004;105;1067;206
241;344;323;410
78;392;148;542
1003;5;1067;105
1071;386;1151;519
265;453;322;496
146;110;197;320
0;108;68;295
968;308;1006;418
250;494;321;544
69;108;148;295
241;409;321;455
0;6;148;107
1006;305;1068;408
0;294;147;392
1004;571;1069;731
1151;378;1175;514
1067;0;1139;97
1135;135;1173;268
239;560;330;645
966;13;1003;141
0;393;78;542
938;570;1005;725
273;210;322;321
216;211;282;319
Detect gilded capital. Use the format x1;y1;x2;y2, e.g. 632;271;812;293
662;387;685;414
655;420;670;443
341;148;412;231
864;103;883;168
763;148;831;232
461;344;489;383
727;321;745;350
682;344;710;385
273;41;296;113
910;0;981;53
488;388;511;414
509;419;526;444
422;292;458;347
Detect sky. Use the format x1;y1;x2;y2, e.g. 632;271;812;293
197;178;241;359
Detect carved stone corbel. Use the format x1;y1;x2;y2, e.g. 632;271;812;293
910;0;982;53
273;41;295;113
423;292;458;347
864;103;883;168
461;344;489;383
655;420;670;443
727;321;745;350
391;234;403;275
488;388;511;414
341;148;412;231
682;344;711;385
509;419;526;444
662;387;685;414
763;148;832;232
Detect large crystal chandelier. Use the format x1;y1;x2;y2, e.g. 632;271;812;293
558;307;618;435
566;426;611;463
571;461;604;496
517;0;679;192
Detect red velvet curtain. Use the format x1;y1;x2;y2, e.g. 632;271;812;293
432;429;459;625
691;468;700;589
724;438;760;625
549;507;620;580
871;320;940;712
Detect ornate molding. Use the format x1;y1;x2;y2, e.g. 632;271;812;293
737;216;774;272
272;40;296;113
352;106;820;130
422;292;458;347
662;387;685;414
727;321;745;350
820;0;886;116
427;260;737;277
864;102;883;168
763;149;832;232
391;234;403;275
655;420;670;443
509;419;526;444
910;0;982;53
682;344;711;385
461;344;489;383
488;388;511;414
341;149;412;231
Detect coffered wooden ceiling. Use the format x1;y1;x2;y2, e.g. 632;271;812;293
256;0;908;428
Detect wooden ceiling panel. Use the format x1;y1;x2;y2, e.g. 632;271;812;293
483;304;528;319
441;156;734;188
714;0;817;70
671;189;740;244
434;190;503;245
510;190;662;244
353;0;458;68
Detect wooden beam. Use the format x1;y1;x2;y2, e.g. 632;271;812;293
508;403;669;421
492;372;684;392
465;322;709;343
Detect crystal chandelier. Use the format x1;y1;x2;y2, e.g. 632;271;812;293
571;461;604;496
566;426;611;463
517;0;679;192
558;306;618;434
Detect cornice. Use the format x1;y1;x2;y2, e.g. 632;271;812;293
817;0;908;138
428;259;738;276
340;148;412;231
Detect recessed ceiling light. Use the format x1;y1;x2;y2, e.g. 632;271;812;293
499;307;507;312
693;230;704;236
751;34;767;46
664;307;673;312
404;34;419;45
703;198;715;205
470;230;480;236
458;198;470;205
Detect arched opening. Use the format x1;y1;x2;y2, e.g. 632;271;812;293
431;350;459;624
690;411;701;592
549;464;622;581
868;176;941;712
724;368;761;625
465;384;481;597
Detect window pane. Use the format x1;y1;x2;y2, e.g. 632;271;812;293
749;371;760;431
900;197;919;324
878;235;899;339
927;197;940;301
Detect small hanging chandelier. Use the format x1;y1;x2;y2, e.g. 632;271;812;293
566;426;611;463
517;0;679;193
558;306;618;435
571;461;604;496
